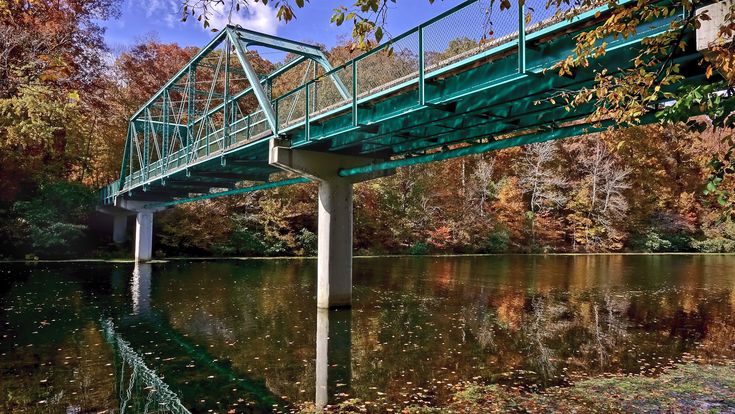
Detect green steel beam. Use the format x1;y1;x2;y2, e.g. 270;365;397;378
337;121;615;178
223;37;231;149
118;128;132;191
230;26;328;58
145;177;309;209
228;29;278;135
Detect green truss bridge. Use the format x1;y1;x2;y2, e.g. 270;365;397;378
98;0;721;308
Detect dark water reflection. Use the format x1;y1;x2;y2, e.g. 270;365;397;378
1;255;735;412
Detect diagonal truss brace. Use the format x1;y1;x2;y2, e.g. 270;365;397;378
227;26;351;135
229;27;350;100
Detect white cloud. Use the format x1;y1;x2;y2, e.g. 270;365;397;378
127;0;281;35
131;0;181;26
206;1;281;35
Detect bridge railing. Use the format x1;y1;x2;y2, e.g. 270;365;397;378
100;180;119;205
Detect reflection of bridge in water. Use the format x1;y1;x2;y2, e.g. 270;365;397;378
110;264;352;411
102;318;191;414
97;0;722;311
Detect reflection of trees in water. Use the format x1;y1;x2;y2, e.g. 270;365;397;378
584;293;629;368
462;301;497;352
460;290;634;383
521;296;560;381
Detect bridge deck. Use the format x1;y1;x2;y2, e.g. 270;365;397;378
100;0;704;207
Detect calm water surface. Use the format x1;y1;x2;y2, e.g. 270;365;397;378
1;255;735;412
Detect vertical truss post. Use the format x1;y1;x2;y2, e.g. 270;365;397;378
186;65;195;149
518;2;527;74
128;124;134;188
419;25;426;106
143;119;149;182
223;38;231;149
274;99;279;135
162;90;169;174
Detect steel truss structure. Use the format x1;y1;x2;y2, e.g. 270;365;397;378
99;0;711;207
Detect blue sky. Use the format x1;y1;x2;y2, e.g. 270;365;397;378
102;0;465;58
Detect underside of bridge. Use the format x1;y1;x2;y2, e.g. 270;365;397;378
98;0;719;308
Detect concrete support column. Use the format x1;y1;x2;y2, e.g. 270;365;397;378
135;210;153;262
269;139;394;309
112;214;127;244
317;179;353;309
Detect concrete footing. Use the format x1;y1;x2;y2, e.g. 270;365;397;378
135;211;153;262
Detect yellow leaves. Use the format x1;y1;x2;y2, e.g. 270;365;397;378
275;5;295;22
705;65;713;79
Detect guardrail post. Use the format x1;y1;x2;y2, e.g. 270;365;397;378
351;62;358;127
419;25;426;106
305;83;311;142
205;115;210;156
518;2;527;74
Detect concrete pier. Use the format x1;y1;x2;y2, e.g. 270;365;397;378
270;138;393;308
317;179;353;308
135;211;153;262
99;199;164;263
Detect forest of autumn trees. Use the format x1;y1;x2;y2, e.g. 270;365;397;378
1;0;734;258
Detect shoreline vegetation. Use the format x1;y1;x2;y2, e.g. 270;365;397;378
2;251;735;264
298;362;735;413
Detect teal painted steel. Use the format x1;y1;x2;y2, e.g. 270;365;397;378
518;2;526;74
99;0;709;208
148;177;310;208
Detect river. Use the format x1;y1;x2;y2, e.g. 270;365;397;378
1;255;734;412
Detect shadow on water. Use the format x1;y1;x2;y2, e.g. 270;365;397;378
110;263;286;413
2;255;735;412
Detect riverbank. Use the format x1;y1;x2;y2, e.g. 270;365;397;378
302;362;735;413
